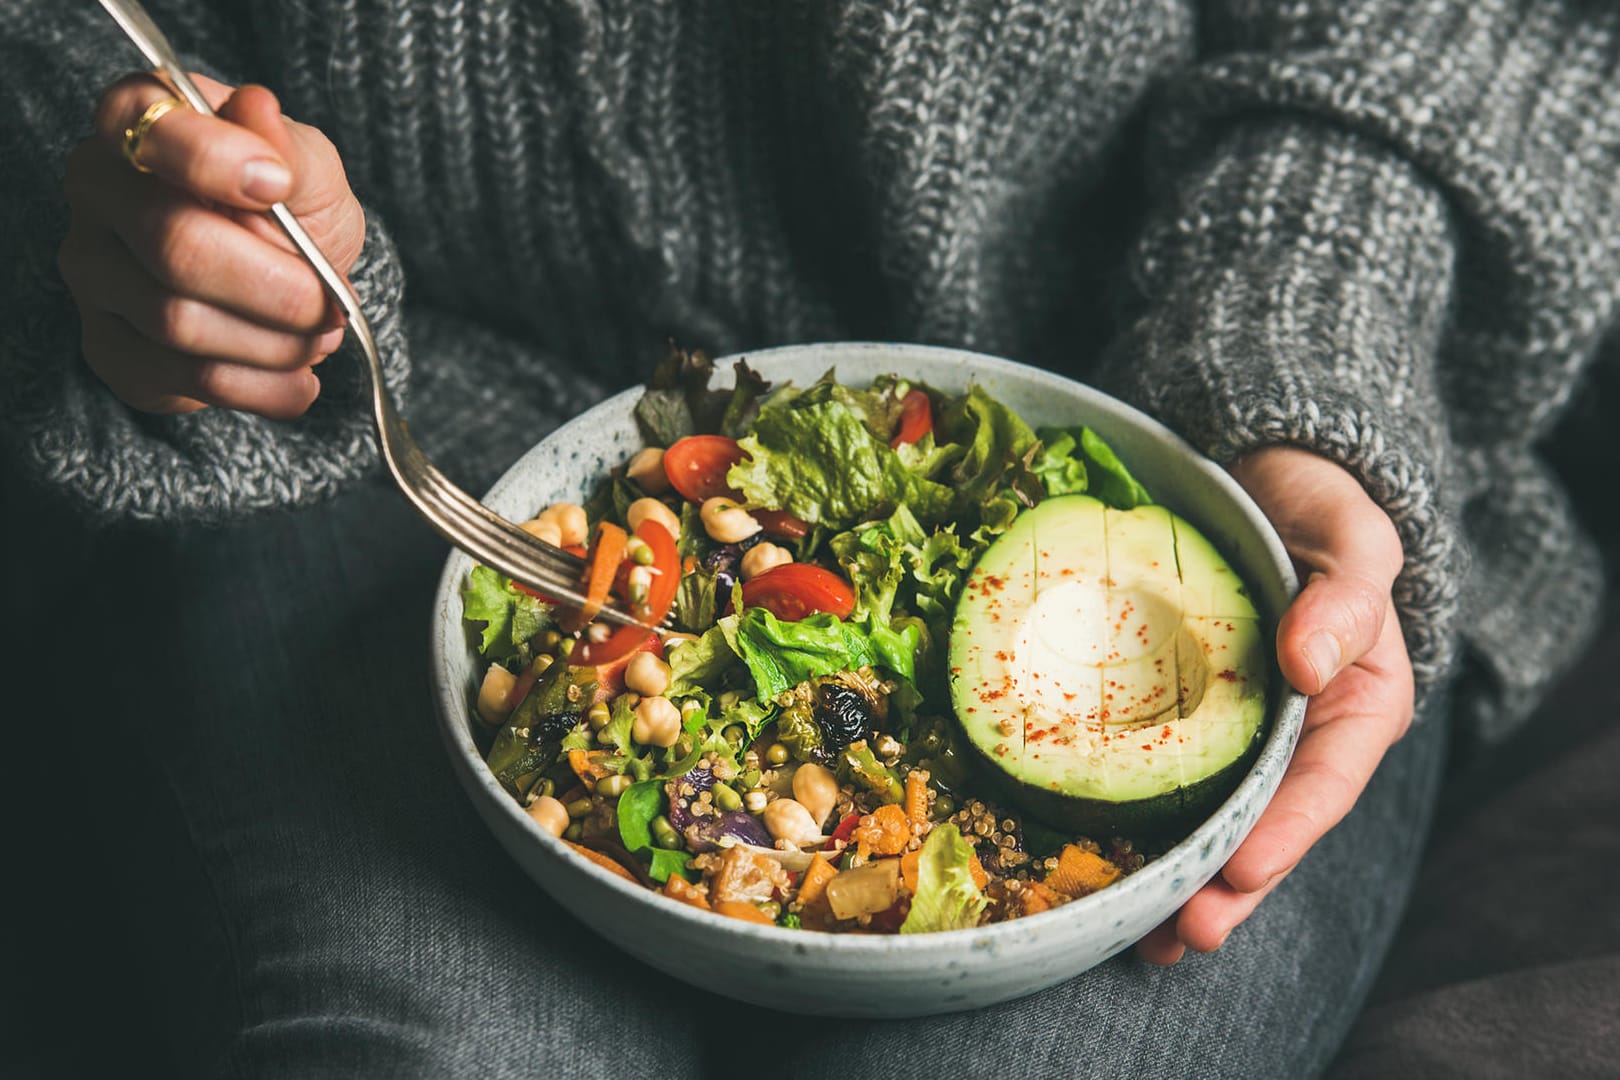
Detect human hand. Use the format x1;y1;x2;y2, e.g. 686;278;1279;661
1137;446;1414;964
59;73;364;418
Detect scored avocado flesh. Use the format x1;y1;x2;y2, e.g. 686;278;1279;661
948;495;1268;835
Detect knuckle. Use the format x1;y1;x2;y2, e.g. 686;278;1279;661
187;358;234;404
153;207;214;286
94;73;159;139
154;295;205;353
264;267;325;329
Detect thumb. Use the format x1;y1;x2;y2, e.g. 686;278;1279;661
1233;448;1405;696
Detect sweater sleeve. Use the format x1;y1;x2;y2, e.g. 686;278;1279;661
0;2;411;526
1100;1;1620;731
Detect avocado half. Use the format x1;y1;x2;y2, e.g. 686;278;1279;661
947;495;1269;841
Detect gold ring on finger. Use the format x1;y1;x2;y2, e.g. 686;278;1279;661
122;95;187;174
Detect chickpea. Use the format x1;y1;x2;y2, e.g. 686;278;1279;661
475;664;517;727
740;542;792;581
791;762;839;828
624;651;673;697
700;497;761;544
632;695;682;748
537;502;589;548
526;795;570;838
626;447;670;494
626;497;681;539
518;517;563;547
762;798;824;847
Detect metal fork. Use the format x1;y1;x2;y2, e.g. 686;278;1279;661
99;0;661;633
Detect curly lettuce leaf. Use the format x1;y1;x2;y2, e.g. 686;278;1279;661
900;824;987;934
462;565;552;659
667;626;744;696
721;607;919;701
728;398;952;529
635;348;771;445
1033;426;1152;509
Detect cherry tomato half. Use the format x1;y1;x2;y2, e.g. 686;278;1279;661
739;563;856;622
663;435;746;503
890;389;933;449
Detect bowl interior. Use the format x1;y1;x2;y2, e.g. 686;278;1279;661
429;342;1306;1016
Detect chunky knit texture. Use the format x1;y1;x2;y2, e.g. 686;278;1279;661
2;1;1618;741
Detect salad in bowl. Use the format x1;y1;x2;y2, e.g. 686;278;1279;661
460;348;1271;936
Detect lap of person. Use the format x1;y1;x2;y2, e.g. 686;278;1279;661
13;466;1448;1080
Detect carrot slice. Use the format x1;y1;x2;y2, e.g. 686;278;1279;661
558;521;628;633
796;855;839;908
903;769;930;831
564;841;637;883
714;900;775;925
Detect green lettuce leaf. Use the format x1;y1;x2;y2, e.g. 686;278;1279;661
617;779;691;883
900;824;988;934
634;347;771;445
728;397;952;529
940;386;1038;512
721;607;919;700
673;564;722;633
1033;426;1152;509
462;565;552;658
667;626;743;696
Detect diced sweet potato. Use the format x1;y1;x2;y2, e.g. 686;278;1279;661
1044;844;1122;897
900;845;988;894
564;841;637;883
853;803;911;858
708;845;791;906
662;875;711;911
1022;880;1061;917
714;900;775;925
796;855;839;908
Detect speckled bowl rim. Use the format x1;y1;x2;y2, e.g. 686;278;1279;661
431;341;1307;956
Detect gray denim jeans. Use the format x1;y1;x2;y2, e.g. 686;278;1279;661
21;473;1447;1079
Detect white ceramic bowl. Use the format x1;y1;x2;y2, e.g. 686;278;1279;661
430;342;1306;1018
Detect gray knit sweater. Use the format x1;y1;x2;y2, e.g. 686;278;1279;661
3;1;1618;742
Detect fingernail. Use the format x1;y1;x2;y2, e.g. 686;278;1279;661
241;158;291;202
1303;630;1342;687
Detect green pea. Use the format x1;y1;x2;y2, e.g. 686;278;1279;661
765;742;790;767
564;823;583;842
934;795;956;819
629;539;656;566
756;901;782;921
535;778;556;800
713;784;742;812
722;724;746;747
532;654;555;674
557;637;576;658
596;774;631;798
566;798;594;819
540;630;562;650
587;702;612;730
651;815;681;850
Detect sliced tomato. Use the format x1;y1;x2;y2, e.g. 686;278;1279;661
753;508;811;540
571;520;681;666
739;563;856;621
890;389;933;448
663;435;746;503
586;633;664;703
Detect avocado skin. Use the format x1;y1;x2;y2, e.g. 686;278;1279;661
961;725;1264;846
